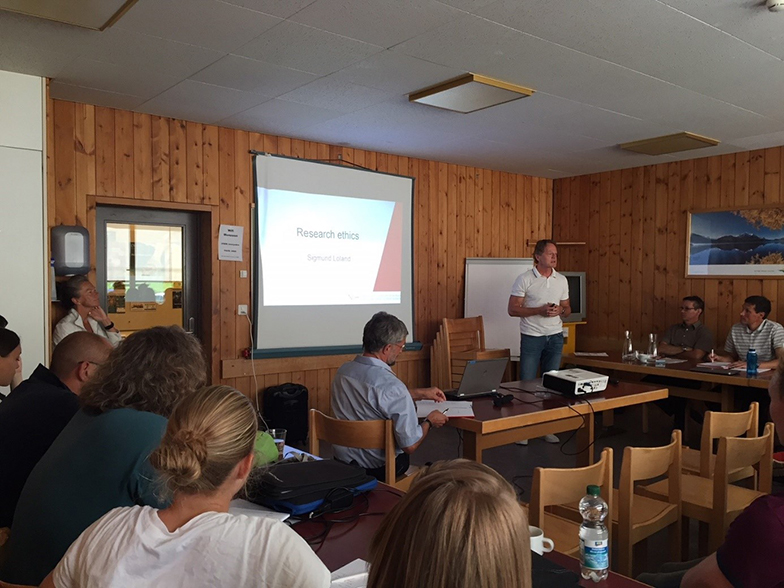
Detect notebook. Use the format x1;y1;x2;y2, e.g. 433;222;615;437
445;358;508;400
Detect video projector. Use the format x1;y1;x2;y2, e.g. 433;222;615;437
542;368;608;397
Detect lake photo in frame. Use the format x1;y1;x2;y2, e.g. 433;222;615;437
688;207;784;277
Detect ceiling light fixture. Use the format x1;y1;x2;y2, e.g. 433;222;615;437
767;0;784;12
619;131;720;156
0;0;138;30
409;73;534;114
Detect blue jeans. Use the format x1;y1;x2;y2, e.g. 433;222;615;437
519;333;564;380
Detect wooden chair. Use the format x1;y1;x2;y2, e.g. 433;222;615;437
530;447;613;558
439;317;510;389
616;430;682;577
681;402;758;483
639;422;774;553
308;409;396;486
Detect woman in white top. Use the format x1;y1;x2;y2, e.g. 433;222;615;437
41;385;331;588
53;276;122;347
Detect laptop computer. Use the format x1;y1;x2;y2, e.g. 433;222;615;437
445;358;509;400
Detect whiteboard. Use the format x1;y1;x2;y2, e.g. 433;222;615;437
464;258;534;361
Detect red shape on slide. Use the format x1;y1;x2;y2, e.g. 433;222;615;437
373;203;403;291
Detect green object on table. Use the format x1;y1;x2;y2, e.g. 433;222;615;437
254;430;279;465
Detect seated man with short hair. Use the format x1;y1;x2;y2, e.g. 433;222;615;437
331;312;448;480
710;295;784;370
0;332;112;527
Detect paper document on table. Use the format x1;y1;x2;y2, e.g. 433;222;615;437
228;499;290;522
659;358;687;364
573;352;609;357
416;400;474;418
696;362;731;368
330;559;368;588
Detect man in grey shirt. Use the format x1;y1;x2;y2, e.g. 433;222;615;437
658;296;714;360
331;312;448;480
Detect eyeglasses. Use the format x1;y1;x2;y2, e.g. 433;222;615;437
680;306;697;311
390;342;406;351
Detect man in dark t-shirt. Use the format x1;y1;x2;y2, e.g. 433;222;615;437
679;365;784;588
0;332;111;527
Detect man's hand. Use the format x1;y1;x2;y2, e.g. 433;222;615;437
412;386;446;401
729;360;747;370
545;304;562;317
426;410;448;428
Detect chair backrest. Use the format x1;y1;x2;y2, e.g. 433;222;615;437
531;447;613;542
713;421;774;515
443;316;486;355
700;402;759;477
308;409;396;484
621;429;682;506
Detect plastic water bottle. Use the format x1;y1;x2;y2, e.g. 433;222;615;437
747;348;759;377
579;484;609;582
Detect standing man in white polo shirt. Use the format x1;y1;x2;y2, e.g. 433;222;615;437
508;240;571;445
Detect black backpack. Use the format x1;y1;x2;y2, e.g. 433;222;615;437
262;383;309;445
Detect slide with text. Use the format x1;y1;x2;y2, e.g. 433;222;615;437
258;189;403;306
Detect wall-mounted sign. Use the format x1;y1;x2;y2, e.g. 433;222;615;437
219;224;244;262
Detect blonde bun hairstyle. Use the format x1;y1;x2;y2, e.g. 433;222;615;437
150;385;257;495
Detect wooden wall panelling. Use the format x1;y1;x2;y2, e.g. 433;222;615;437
48;99;553;413
114;110;134;199
233;130;251;398
218;126;236;385
553;146;784;351
151;116;170;202
133;113;152;200
169;120;187;203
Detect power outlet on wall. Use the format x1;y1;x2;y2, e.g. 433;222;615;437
238;305;248;316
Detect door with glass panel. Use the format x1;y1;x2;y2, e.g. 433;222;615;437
96;206;201;340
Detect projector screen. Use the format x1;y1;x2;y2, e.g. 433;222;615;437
253;154;415;353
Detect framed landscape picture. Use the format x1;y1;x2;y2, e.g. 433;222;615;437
687;206;784;277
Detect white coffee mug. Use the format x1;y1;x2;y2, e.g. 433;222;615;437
529;525;555;555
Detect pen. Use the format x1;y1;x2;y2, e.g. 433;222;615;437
442;408;449;415
710;349;714;363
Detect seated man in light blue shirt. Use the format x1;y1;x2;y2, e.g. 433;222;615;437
331;312;449;480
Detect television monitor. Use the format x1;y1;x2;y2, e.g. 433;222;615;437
561;271;586;323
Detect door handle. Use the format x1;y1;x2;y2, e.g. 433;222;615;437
188;317;195;334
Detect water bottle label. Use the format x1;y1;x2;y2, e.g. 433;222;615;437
580;538;609;570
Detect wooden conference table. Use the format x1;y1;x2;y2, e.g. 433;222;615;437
293;485;650;587
563;351;773;413
446;379;668;466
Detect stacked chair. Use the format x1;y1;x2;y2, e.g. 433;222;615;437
430;316;510;390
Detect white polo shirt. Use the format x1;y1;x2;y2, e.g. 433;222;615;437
510;267;570;337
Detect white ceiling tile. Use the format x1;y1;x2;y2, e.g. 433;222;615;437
660;0;784;60
82;28;224;79
433;0;497;12
115;0;281;53
0;44;74;79
730;131;784;151
289;0;465;47
49;82;147;111
56;58;181;99
190;55;317;96
217;0;318;19
234;21;383;75
394;13;784;140
476;0;784;120
218;98;344;135
276;76;395;113
331;51;463;94
138;80;269;124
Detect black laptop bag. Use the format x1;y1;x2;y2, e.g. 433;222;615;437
263;383;308;444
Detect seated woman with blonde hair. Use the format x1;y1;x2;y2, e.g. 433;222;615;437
367;459;532;588
40;385;330;588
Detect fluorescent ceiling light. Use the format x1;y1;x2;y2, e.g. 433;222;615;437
409;73;534;114
0;0;138;30
620;131;720;156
